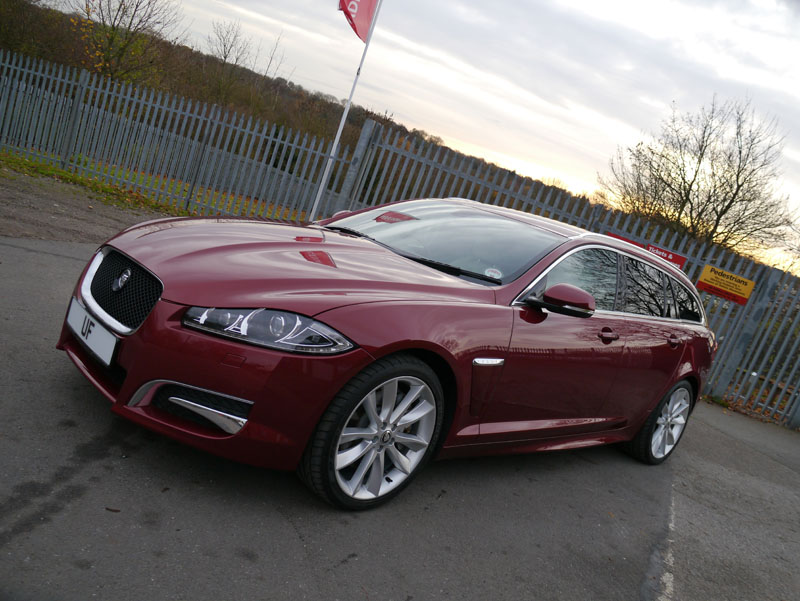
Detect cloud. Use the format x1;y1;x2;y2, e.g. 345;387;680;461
183;0;800;203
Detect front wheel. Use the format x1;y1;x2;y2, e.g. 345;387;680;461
625;381;693;464
299;354;444;510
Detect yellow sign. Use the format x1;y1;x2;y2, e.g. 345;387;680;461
696;265;756;305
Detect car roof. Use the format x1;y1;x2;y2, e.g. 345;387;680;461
424;197;588;238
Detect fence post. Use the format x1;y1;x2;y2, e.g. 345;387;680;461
708;267;783;399
58;68;90;170
336;118;379;213
585;203;604;231
785;390;800;429
184;104;219;211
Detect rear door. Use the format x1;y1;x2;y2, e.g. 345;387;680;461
602;256;687;420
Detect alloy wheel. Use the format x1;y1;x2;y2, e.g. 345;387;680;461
334;376;437;500
651;386;691;459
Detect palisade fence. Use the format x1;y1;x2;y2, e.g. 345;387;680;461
0;50;358;219
1;49;798;429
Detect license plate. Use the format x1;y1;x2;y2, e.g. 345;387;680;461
67;298;118;366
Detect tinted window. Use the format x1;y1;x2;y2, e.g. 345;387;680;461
622;257;666;317
539;248;618;311
665;279;680;319
671;278;703;322
330;200;564;284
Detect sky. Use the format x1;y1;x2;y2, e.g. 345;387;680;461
180;0;800;210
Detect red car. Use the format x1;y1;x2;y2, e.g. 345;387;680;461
58;198;715;509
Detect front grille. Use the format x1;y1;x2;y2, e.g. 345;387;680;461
90;250;162;330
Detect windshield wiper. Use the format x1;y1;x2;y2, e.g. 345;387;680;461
323;225;374;240
323;226;501;285
398;253;502;285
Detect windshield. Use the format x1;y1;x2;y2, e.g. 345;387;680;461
327;200;565;284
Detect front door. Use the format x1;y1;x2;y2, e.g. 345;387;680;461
480;247;627;442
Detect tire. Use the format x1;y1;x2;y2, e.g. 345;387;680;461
299;354;444;510
625;381;693;465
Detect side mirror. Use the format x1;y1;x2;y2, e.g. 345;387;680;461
524;283;596;318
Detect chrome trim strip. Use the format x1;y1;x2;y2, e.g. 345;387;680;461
166;396;247;435
128;379;255;408
556;304;593;316
80;250;134;335
128;380;253;435
129;380;161;406
473;358;505;366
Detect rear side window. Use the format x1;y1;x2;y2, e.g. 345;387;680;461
671;278;703;322
622;257;666;317
540;248;618;311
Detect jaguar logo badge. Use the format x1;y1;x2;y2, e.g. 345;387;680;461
112;268;132;292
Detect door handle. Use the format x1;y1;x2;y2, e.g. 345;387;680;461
667;334;682;348
598;328;619;343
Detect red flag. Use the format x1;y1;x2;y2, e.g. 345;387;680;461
339;0;378;42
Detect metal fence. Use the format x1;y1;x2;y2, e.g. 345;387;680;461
0;50;358;218
1;49;798;428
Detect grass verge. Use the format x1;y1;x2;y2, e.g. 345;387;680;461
0;151;188;217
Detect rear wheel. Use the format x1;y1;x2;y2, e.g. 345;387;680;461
299;354;444;510
625;381;693;464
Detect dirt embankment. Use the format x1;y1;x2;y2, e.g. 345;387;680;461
0;165;171;244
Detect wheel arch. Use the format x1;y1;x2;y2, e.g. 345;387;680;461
683;374;699;406
672;365;700;412
381;348;459;454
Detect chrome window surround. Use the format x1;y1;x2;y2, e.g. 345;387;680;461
512;243;707;326
129;380;255;435
79;247;164;336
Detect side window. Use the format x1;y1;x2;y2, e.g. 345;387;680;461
671;278;703;322
665;279;680;319
540;248;618;311
622;257;666;317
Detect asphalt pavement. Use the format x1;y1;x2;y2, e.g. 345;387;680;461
1;236;798;601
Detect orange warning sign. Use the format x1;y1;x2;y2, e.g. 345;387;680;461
696;265;755;305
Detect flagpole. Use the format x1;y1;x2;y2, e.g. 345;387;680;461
308;0;385;222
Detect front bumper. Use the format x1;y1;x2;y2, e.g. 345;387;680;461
57;296;374;470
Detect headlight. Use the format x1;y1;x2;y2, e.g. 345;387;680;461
183;307;354;354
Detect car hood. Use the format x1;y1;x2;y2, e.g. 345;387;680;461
107;217;496;314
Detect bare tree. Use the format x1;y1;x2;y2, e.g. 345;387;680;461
255;31;294;112
207;19;251;69
206;22;291;110
783;222;800;272
67;0;184;80
205;19;254;105
260;31;286;80
599;98;796;252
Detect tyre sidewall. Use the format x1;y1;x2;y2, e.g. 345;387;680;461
316;355;445;510
635;380;694;465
